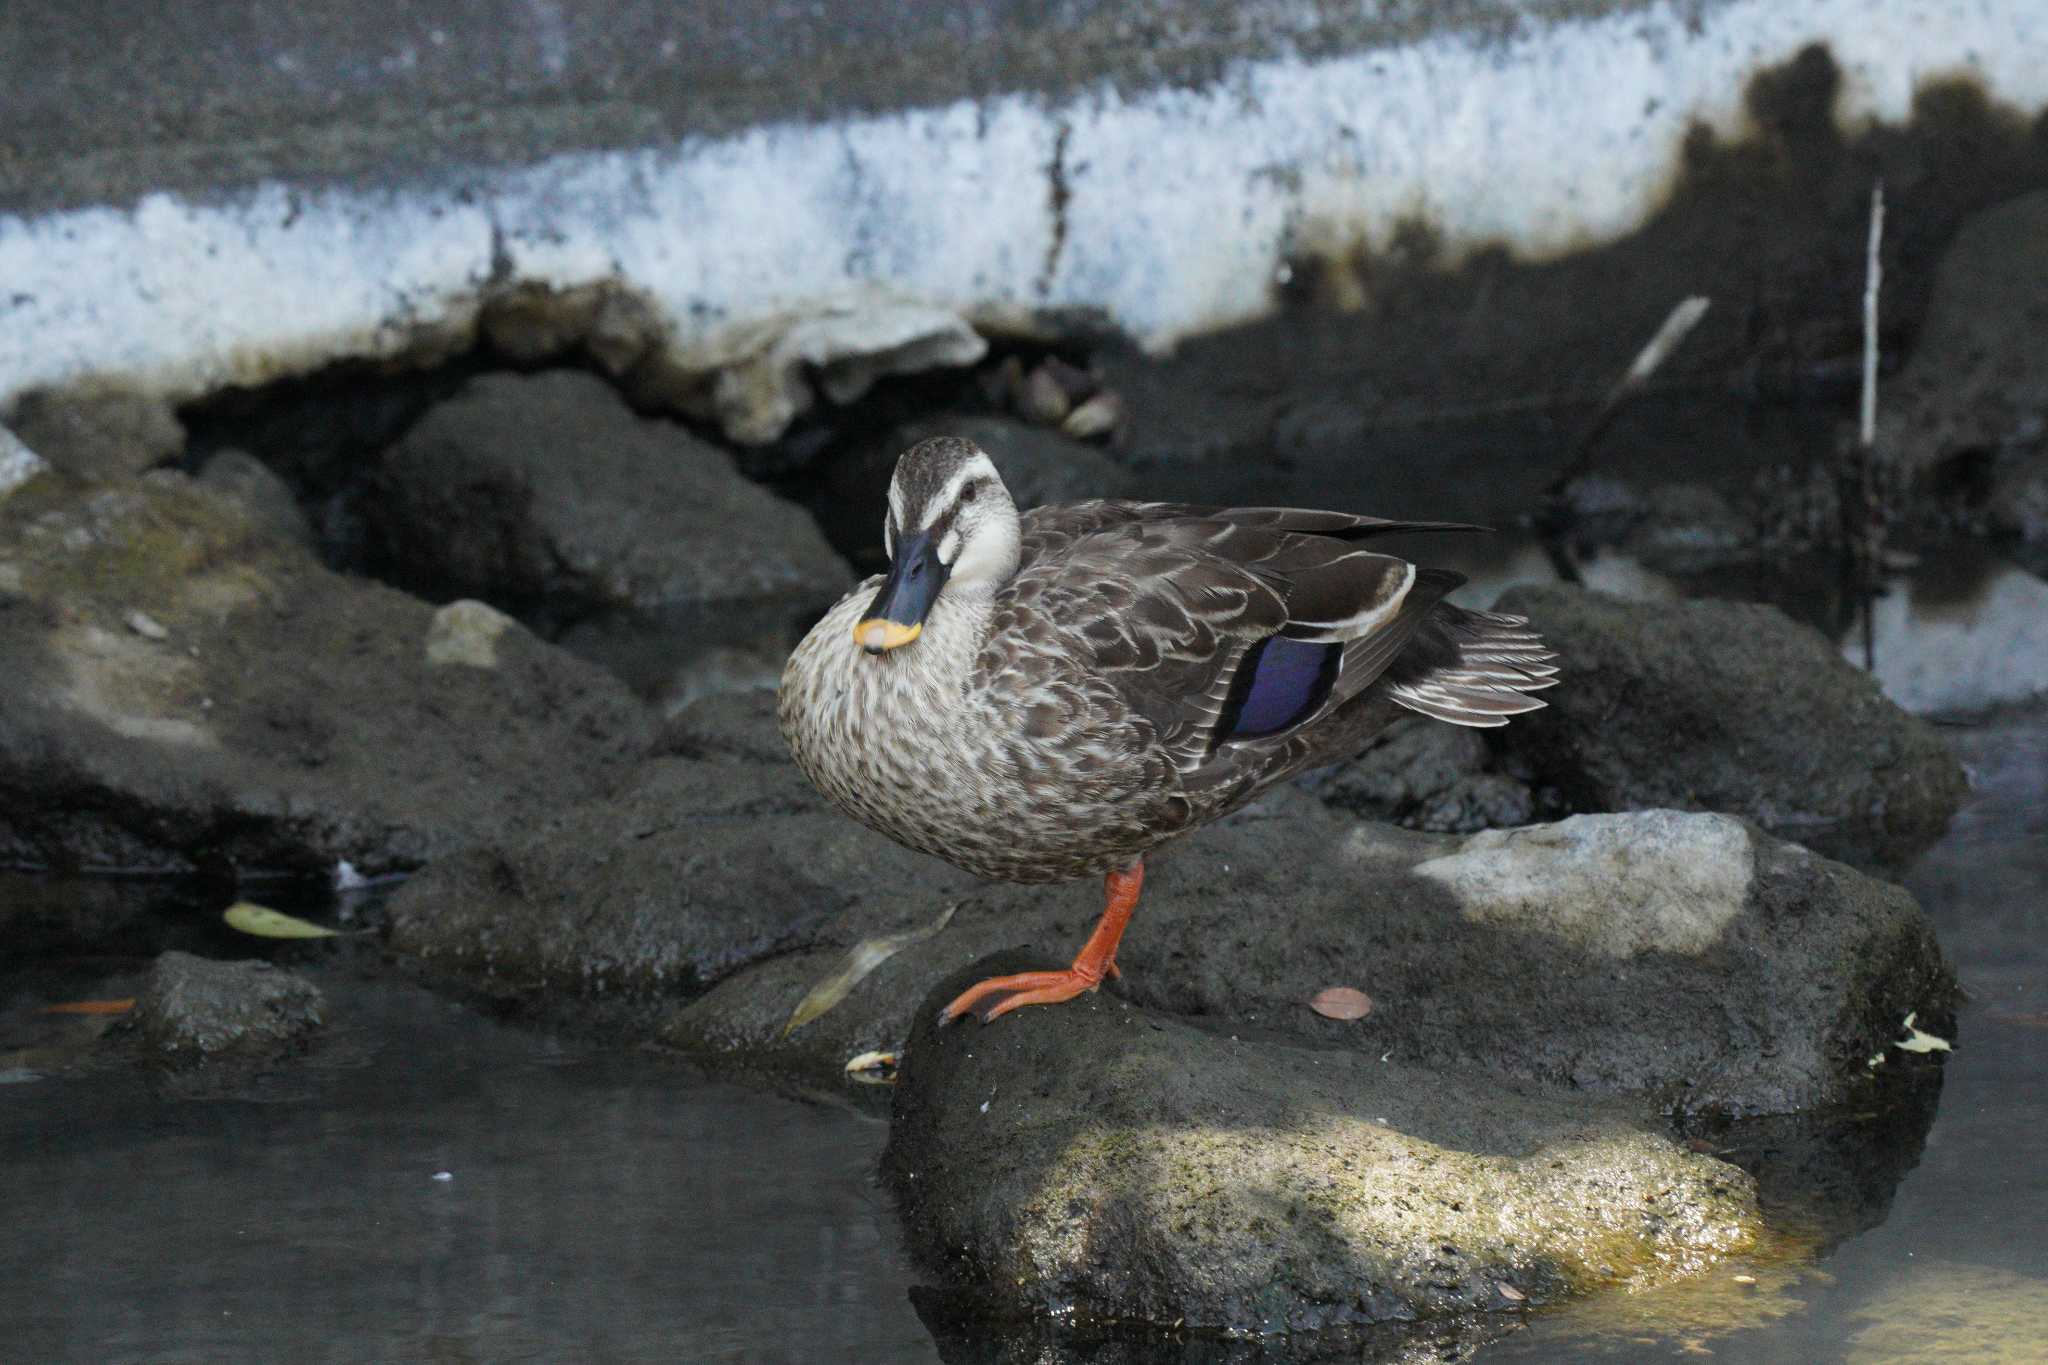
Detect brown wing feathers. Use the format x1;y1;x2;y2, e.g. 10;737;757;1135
1010;499;1556;766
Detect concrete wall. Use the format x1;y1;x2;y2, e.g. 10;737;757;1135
3;0;2045;441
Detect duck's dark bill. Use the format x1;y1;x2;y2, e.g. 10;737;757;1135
854;531;949;654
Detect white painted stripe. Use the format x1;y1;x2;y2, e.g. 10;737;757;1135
1;0;2043;417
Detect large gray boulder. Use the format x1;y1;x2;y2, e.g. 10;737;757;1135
668;787;1953;1118
370;369;850;617
1494;585;1967;871
380;690;1960;1119
885;952;1764;1334
0;470;654;875
387;689;981;1000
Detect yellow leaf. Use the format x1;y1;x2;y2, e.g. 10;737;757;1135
223;902;340;939
844;1051;900;1085
783;901;959;1036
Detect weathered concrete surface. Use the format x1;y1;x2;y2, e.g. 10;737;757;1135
131;951;325;1065
6;2;2047;443
0;471;654;874
1495;585;1967;871
884;951;1763;1334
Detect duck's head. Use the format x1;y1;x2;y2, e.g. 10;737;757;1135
855;437;1021;655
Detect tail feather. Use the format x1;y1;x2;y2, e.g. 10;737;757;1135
1384;608;1558;728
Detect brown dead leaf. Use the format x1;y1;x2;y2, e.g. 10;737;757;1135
39;999;135;1016
1309;986;1373;1020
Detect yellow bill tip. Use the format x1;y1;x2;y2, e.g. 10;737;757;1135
854;618;921;653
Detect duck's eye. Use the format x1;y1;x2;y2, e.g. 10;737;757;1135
960;482;979;504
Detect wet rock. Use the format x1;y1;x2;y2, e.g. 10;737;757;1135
0;471;653;875
386;746;979;1002
373;369;848;611
5;382;185;483
819;414;1136;568
196;448;315;548
1494;585;1967;871
884;951;1763;1334
670;760;1953;1117
1885;191;2048;481
132;951;324;1065
423;599;518;668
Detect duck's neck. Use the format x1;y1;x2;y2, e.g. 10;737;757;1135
912;585;996;686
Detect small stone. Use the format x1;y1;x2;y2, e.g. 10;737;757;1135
197;449;315;547
7;382;184;483
1017;365;1072;425
425;599;516;669
132;951;325;1066
124;610;168;641
1059;390;1124;441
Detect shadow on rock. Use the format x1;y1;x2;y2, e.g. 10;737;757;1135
885;952;1761;1337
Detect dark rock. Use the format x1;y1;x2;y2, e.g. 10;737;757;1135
6;382;185;483
1310;715;1488;822
1411;772;1535;833
132;951;324;1065
884;950;1763;1334
386;751;979;1002
368;369;851;690
1494;585;1967;871
1987;444;2048;555
820;414;1136;569
0;472;654;875
1885;191;2048;480
668;771;1953;1117
196;448;315;547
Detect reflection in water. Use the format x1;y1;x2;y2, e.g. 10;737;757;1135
0;965;936;1364
1861;553;2048;713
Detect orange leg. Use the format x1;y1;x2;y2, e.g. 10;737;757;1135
941;861;1144;1024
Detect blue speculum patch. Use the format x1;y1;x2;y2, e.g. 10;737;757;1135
1224;635;1342;739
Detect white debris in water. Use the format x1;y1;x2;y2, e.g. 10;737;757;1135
432;1171;454;1182
1893;1011;1954;1054
3;0;2045;432
333;861;370;891
1412;811;1755;958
